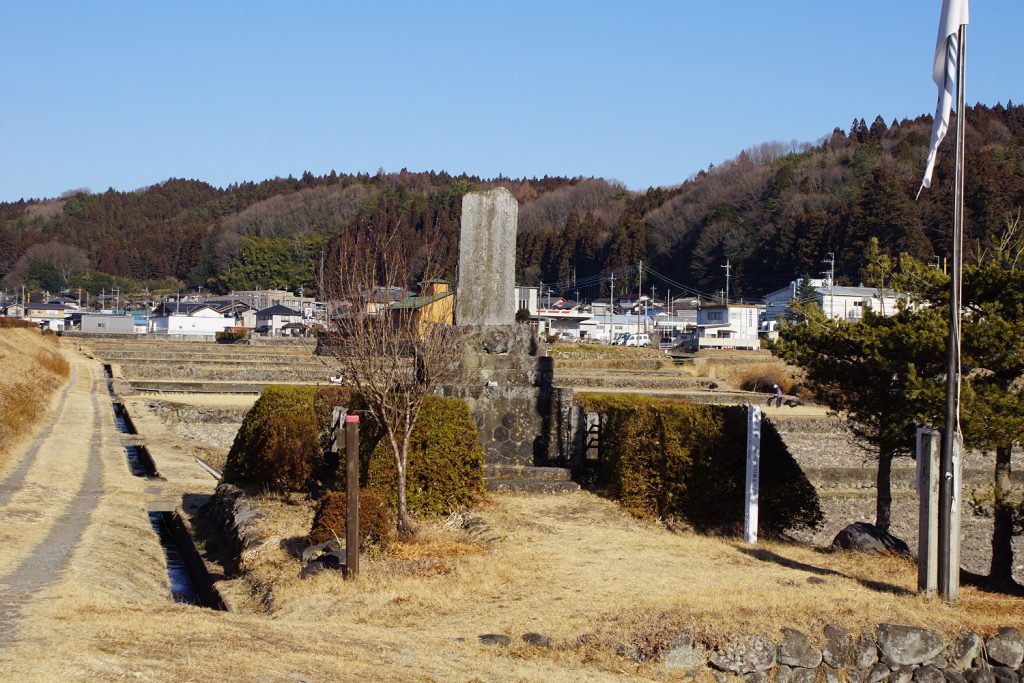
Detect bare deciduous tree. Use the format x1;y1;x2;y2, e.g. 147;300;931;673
319;214;462;537
2;241;90;289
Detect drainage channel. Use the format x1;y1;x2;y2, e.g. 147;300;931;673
103;363;115;396
112;402;160;478
102;362;224;609
147;511;224;609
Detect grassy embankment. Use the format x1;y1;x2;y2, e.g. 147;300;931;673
0;323;70;466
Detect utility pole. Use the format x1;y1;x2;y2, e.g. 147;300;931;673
637;261;643;336
609;272;615;343
822;253;836;319
721;259;731;303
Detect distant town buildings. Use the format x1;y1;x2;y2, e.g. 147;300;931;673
762;278;905;326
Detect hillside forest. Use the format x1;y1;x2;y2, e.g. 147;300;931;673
2;103;1023;301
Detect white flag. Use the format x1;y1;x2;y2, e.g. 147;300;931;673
918;0;970;197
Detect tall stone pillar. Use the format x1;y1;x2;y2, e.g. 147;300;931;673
456;187;518;327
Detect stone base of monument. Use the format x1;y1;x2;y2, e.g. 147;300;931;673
442;325;577;480
483;464;580;494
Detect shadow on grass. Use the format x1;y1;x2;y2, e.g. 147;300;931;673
960;569;1024;597
736;546;914;596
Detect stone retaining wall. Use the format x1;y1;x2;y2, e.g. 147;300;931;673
660;624;1024;682
200;483;267;574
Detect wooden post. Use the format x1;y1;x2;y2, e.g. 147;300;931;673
744;405;762;544
916;428;940;596
345;415;360;578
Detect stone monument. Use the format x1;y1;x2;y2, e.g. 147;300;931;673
455;187;517;326
445;189;574;472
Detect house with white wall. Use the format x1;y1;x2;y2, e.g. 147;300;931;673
149;305;231;337
686;303;760;350
256;305;303;336
24;303;69;331
763;278;904;324
514;286;539;316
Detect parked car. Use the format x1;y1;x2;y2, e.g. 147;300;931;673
623;333;650;347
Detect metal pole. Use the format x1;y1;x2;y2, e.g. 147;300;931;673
939;24;966;604
345;415;360;578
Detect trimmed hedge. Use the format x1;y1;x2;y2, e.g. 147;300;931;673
577;393;822;535
308;489;394;548
223;386;322;492
224;385;484;518
362;395;485;516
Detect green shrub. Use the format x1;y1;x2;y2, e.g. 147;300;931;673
312;385;355;458
223;386;321;492
577;393;822;535
362;395;485;516
224;385;484;517
308;489;394;548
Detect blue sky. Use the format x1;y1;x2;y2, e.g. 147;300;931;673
1;1;1021;202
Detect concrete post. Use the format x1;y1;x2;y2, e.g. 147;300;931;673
940;434;963;602
916;428;940;596
744;405;762;544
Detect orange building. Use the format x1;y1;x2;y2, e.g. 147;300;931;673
388;280;455;337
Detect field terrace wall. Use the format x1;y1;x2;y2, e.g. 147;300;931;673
654;624;1024;681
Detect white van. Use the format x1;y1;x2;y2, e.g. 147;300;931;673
624;333;650;347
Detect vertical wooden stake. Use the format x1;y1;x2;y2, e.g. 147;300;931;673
916;428;940;596
744;405;762;545
345;415;360;579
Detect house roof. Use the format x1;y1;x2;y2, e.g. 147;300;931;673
204;299;254;313
153;302;218;316
389;291;453;310
257;304;301;316
25;303;69;311
699;303;761;310
819;286;900;298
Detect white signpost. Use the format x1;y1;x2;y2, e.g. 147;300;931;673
744;405;762;544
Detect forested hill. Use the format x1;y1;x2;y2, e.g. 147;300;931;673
2;102;1022;300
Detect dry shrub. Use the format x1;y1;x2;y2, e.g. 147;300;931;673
735;363;796;394
35;348;70;379
0;317;35;329
0;383;40;452
308;489;394;548
0;343;70;453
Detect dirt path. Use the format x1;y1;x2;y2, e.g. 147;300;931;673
0;355;108;652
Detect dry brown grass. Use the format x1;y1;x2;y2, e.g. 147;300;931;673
184;491;1023;680
0;329;70;458
730;362;798;394
6;484;1024;681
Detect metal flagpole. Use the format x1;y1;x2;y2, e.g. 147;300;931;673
938;23;966;604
